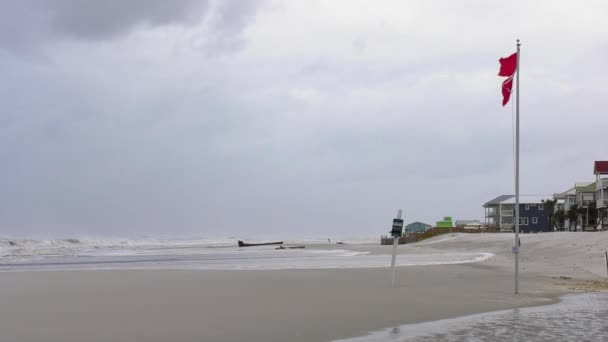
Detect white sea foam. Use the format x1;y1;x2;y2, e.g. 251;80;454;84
0;237;236;263
178;252;494;271
0;235;380;264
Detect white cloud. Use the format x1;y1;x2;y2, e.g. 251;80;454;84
289;87;323;102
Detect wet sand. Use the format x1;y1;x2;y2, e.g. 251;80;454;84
1;232;606;342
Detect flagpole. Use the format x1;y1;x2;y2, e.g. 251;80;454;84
514;39;521;295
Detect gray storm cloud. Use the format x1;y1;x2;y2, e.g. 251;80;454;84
0;0;262;54
42;0;210;39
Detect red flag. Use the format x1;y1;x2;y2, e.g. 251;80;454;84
498;52;518;77
502;77;513;106
498;52;517;106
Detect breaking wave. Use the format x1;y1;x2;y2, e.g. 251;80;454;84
0;237;237;263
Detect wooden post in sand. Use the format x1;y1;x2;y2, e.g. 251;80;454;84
390;209;404;288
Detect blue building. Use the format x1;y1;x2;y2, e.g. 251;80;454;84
517;202;553;232
405;221;432;233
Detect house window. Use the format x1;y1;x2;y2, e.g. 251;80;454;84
525;204;530;210
532;217;538;224
524;217;529;225
539;204;544;210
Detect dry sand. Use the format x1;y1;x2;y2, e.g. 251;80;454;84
1;232;607;342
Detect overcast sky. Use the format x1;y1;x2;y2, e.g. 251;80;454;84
1;0;607;238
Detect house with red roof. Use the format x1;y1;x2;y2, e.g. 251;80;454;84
595;161;608;229
552;161;608;231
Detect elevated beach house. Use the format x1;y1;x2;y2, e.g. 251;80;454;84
553;186;576;213
554;181;598;230
483;195;515;230
575;182;597;230
595;161;608;229
553;161;608;231
483;195;553;232
553;185;577;229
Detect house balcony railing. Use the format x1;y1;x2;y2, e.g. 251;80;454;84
501;210;514;216
579;200;593;207
598;199;608;209
486;210;497;217
500;220;513;228
597;179;608;190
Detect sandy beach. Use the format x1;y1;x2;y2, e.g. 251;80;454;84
1;232;607;342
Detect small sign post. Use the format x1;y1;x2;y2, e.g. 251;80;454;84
390;209;404;288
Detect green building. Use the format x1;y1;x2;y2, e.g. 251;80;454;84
436;216;454;228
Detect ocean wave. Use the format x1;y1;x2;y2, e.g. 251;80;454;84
0;235;382;263
0;237;238;263
0;235;494;270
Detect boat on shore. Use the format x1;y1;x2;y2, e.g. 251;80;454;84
238;240;283;247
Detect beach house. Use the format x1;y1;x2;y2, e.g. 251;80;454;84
554;181;597;230
595;161;608;229
405;222;432;233
552;161;608;231
553;187;576;211
575;182;597;230
435;216;454;228
483;195;515;230
483;195;553;232
553;186;577;229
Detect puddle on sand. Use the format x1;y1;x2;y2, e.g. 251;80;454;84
336;293;608;342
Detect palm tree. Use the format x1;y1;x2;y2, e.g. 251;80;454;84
567;204;579;231
587;201;598;231
542;199;557;231
554;208;566;231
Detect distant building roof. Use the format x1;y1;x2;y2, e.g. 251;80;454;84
576;182;596;193
554;181;599;198
483;195;514;207
553;187;576;199
405;221;432;227
594;161;608;175
455;220;482;226
575;182;593;188
499;195;553;204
